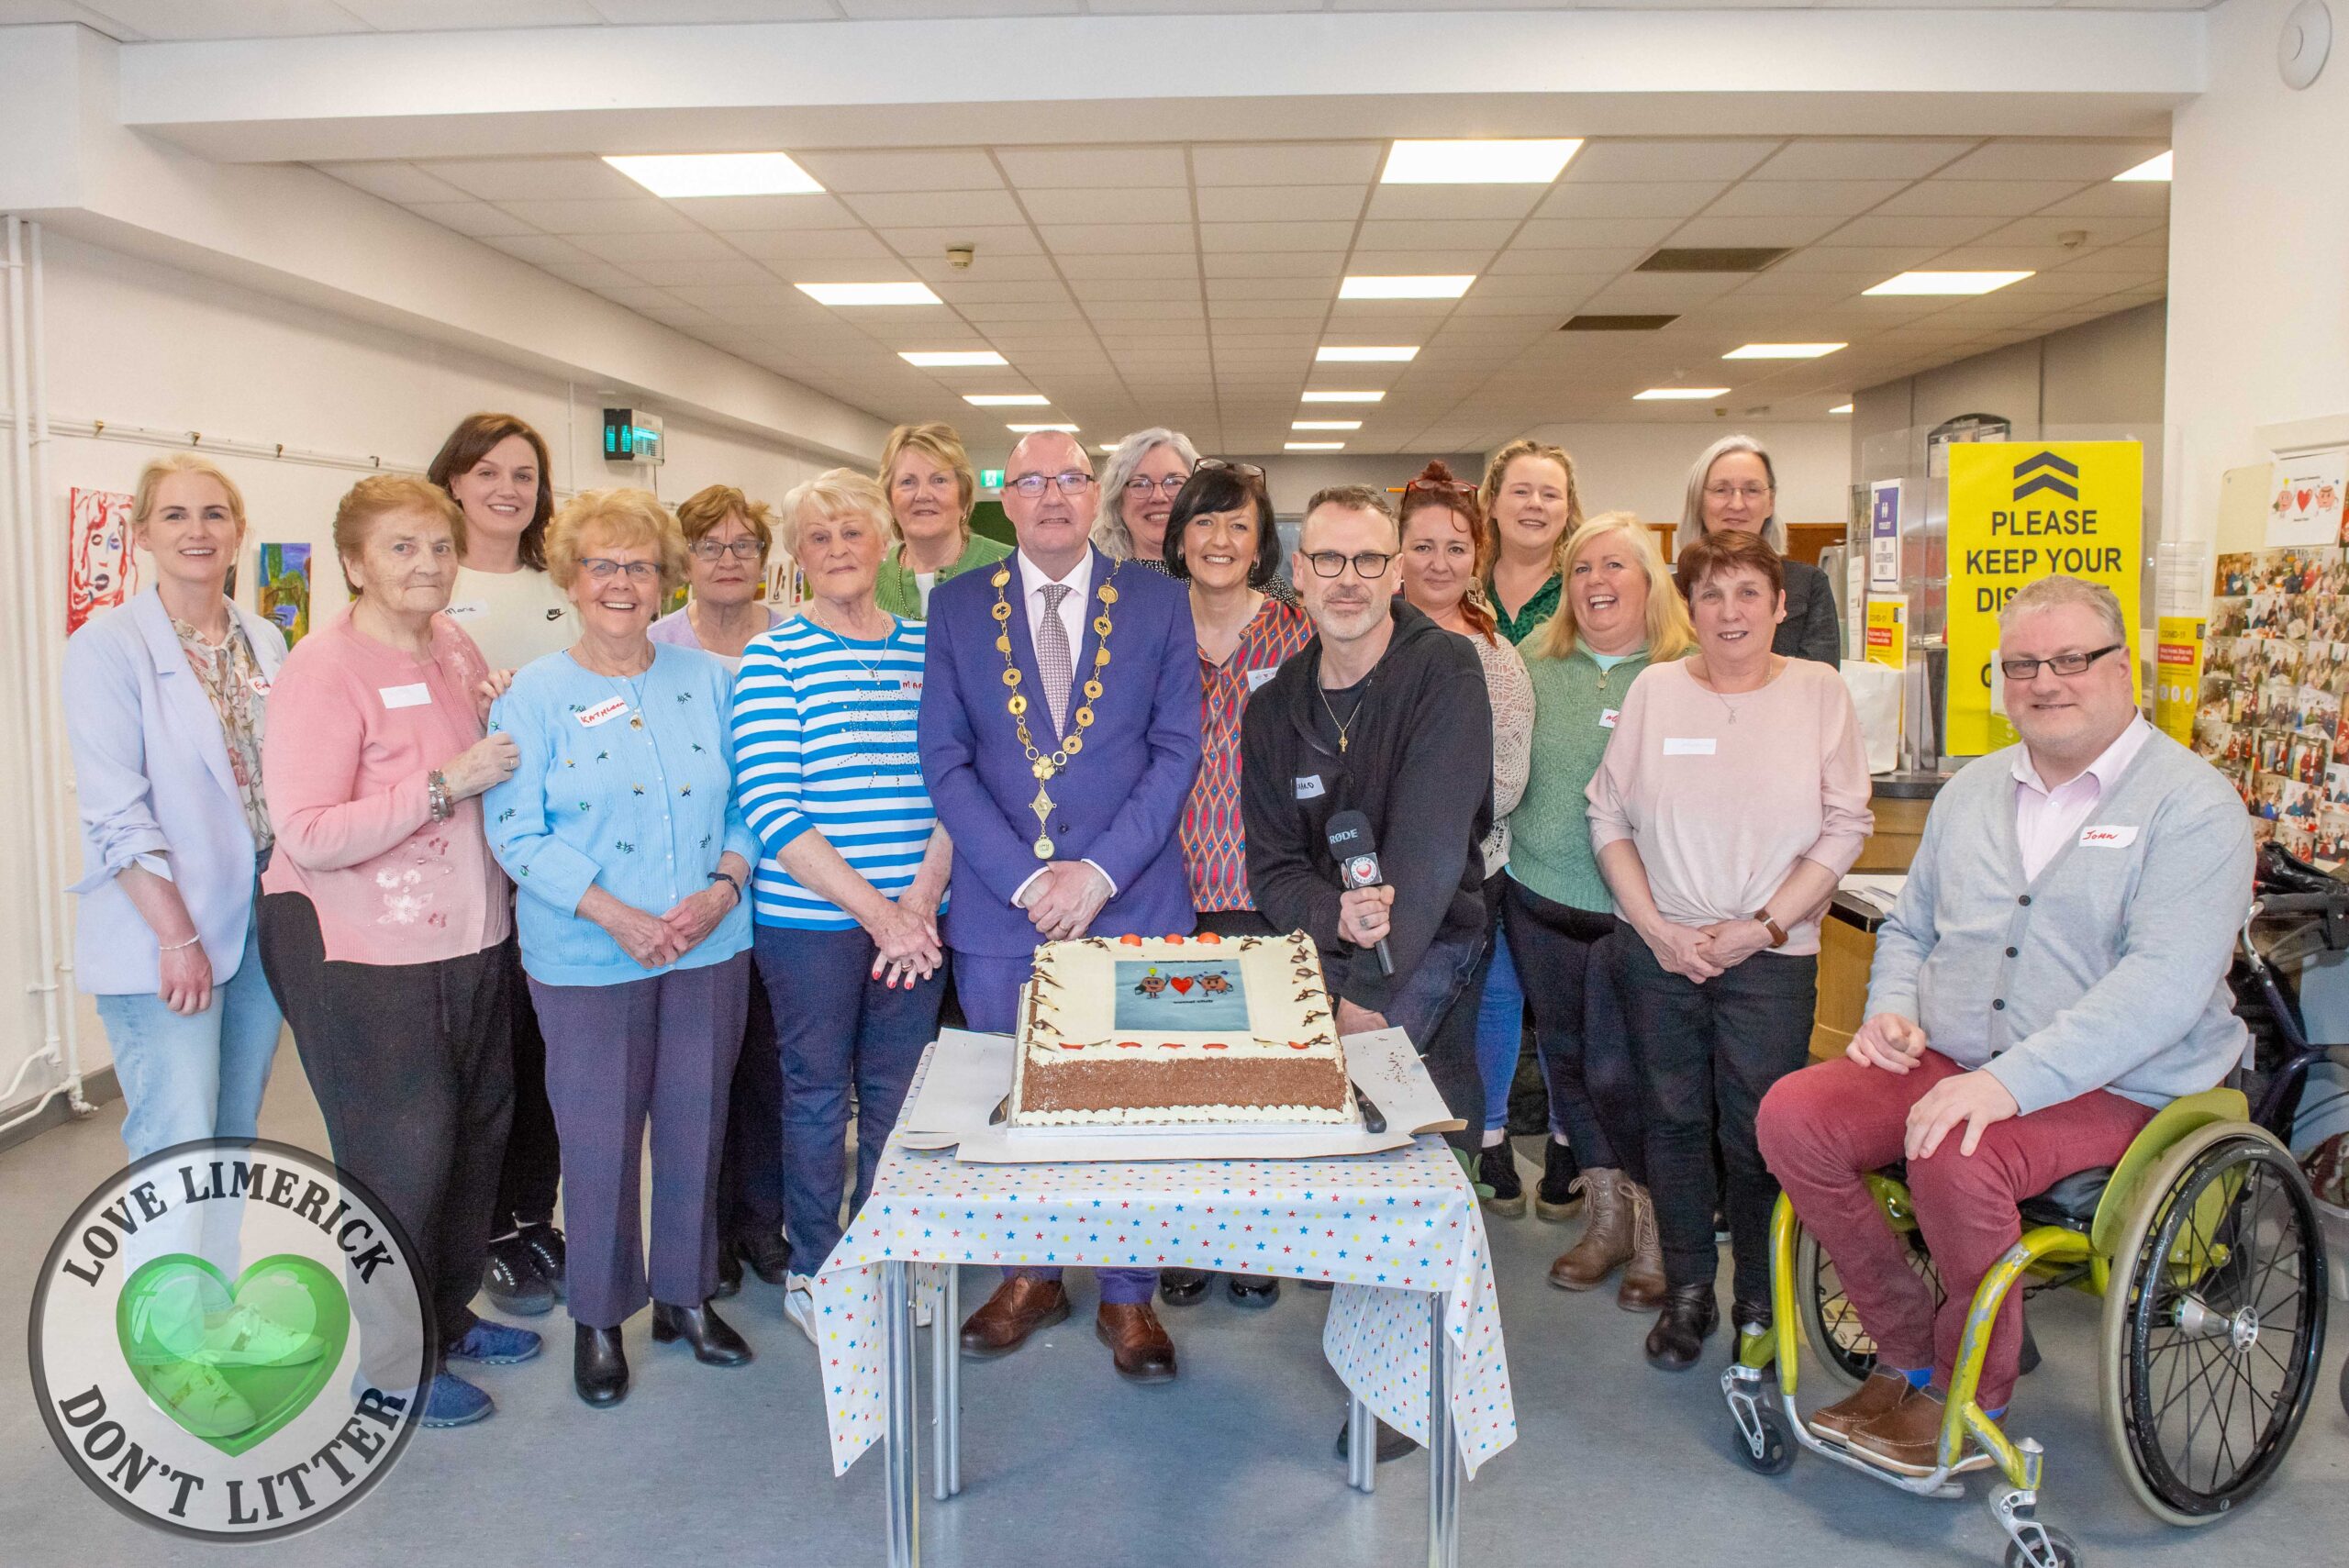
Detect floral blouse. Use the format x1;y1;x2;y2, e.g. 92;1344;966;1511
173;610;273;852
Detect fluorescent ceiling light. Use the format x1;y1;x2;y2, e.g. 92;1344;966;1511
1317;346;1418;363
1301;390;1386;403
1830;403;1854;415
1008;423;1079;433
795;281;943;306
2114;150;2172;183
1286;441;1346;451
1634;387;1730;401
1723;342;1845;360
604;152;823;198
1382;139;1583;185
1097;444;1120;455
1864;271;2032;296
1293;420;1363;431
964;394;1049;406
902;350;1008;368
1339;275;1475;301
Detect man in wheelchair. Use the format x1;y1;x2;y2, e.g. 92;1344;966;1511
1755;575;2254;1477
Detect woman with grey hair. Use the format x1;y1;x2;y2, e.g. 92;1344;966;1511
1675;435;1842;665
1092;428;1203;564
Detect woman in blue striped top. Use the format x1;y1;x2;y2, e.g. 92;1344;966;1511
732;469;952;1341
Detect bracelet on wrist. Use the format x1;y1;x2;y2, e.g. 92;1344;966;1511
427;769;453;823
159;934;202;952
707;870;742;899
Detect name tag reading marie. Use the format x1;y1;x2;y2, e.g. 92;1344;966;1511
576;695;630;728
378;683;431;710
1663;737;1716;757
2079;823;2140;849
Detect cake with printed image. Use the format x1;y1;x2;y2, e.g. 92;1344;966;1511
1009;930;1354;1129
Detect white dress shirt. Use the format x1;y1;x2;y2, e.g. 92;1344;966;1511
2011;714;2153;881
1009;546;1115;906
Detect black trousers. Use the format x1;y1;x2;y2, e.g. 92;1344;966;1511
493;984;561;1232
1502;880;1645;1183
257;892;515;1351
716;963;784;1240
1612;919;1816;1302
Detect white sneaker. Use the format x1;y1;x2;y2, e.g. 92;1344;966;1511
784;1274;818;1346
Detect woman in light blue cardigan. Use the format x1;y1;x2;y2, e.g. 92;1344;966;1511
64;455;287;1164
484;488;760;1410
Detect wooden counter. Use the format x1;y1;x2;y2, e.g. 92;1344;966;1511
1810;773;1948;1059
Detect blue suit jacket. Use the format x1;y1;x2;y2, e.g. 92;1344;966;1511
918;549;1202;958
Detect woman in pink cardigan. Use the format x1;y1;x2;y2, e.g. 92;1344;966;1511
256;474;531;1430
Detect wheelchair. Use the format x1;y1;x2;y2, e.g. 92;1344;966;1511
1720;850;2341;1568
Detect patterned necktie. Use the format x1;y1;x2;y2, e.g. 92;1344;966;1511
1036;582;1074;736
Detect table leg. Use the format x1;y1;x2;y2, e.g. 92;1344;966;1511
884;1260;920;1568
931;1262;962;1500
1425;1291;1458;1568
1346;1392;1375;1494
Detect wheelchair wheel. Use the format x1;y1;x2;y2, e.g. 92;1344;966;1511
2099;1123;2329;1526
1796;1221;1943;1392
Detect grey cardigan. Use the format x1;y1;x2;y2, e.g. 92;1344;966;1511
1866;728;2252;1116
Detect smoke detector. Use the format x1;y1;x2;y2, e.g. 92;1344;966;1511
946;243;975;270
2057;229;2088;250
2281;0;2332;89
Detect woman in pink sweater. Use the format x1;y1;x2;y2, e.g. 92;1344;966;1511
1586;527;1872;1373
256;475;532;1429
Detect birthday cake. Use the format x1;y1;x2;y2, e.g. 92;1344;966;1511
1009;931;1353;1129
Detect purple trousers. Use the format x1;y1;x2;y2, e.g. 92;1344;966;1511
529;952;750;1329
954;951;1156;1306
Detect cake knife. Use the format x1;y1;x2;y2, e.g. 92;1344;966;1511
1352;1085;1387;1135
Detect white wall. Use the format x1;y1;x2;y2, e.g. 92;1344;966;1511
1511;420;1855;528
1853;302;2168;455
2164;0;2349;547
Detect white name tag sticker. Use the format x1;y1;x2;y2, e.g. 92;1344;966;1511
576;695;630;728
1295;773;1326;800
1247;665;1280;694
443;599;486;621
246;675;273;698
378;683;431;710
2079;823;2140;849
1599;707;1620;729
1663;737;1716;756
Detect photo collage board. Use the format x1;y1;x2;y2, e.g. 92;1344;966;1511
2198;548;2349;863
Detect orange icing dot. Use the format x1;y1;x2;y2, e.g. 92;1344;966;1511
1194;931;1221;944
1119;934;1143;946
1201;1042;1228;1050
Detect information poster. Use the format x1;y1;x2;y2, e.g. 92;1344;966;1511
1945;441;2143;754
1865;594;1909;671
1868;480;1902;590
2153;615;2206;745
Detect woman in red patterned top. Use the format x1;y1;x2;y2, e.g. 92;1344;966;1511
1157;456;1313;1309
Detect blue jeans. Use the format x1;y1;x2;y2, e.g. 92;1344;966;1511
1385;929;1488;1159
756;925;944;1273
96;904;282;1162
1473;925;1524;1135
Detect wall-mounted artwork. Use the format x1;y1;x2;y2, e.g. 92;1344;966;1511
67;487;139;637
258;542;312;646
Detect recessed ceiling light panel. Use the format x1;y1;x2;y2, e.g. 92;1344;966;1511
1723;342;1847;360
796;282;943;306
1286;441;1346;451
1829;403;1854;415
1863;271;2032;296
1302;391;1386;403
605;152;824;198
1381;139;1584;184
1292;420;1363;431
1339;275;1475;300
2114;150;2172;183
1633;387;1731;401
964;394;1049;406
902;350;1008;367
1008;423;1079;433
1316;346;1419;363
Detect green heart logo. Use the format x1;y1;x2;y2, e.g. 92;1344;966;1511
117;1255;351;1457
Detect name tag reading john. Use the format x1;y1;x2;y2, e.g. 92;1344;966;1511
2079;824;2140;849
1663;737;1716;756
378;683;431;710
576;695;630;728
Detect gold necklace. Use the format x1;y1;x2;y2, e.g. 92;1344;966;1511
1317;677;1369;753
990;563;1120;860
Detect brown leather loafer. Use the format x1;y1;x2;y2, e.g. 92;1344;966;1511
1845;1387;1996;1476
1807;1368;1914;1446
958;1275;1069;1360
1095;1302;1178;1384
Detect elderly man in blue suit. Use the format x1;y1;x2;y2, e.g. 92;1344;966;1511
918;428;1203;1383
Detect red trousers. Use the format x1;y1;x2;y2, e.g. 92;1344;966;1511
1756;1051;2154;1411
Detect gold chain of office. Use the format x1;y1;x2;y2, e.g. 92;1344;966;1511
989;563;1120;860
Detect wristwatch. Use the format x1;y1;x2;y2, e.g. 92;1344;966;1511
1753;911;1788;949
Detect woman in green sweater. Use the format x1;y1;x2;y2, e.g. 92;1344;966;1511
1508;512;1691;1313
872;421;1010;619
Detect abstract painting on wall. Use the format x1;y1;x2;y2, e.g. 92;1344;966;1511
67;487;139;636
258;542;312;646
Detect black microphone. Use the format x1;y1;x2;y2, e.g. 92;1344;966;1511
1325;809;1394;976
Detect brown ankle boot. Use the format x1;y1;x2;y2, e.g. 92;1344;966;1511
1617;1181;1667;1313
1546;1168;1632;1291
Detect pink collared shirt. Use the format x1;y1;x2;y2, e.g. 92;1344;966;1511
2011;715;2153;881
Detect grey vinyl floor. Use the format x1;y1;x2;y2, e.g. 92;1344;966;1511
3;1046;2345;1568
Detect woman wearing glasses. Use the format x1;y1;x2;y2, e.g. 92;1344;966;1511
650;484;790;1298
1481;439;1586;645
484;489;762;1408
1092;427;1201;566
874;422;1010;619
1676;434;1842;665
1394;462;1537;1216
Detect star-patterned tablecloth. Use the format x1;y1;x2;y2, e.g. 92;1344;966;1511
809;1051;1518;1480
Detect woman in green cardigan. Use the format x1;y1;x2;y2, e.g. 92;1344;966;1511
1508;511;1691;1315
872;421;1009;619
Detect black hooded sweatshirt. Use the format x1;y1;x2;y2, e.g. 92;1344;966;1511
1240;599;1492;1014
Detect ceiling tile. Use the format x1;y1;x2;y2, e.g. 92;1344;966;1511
1934;139;2171;183
1820;214;2002;247
1202;251;1346;279
315;161;471;204
89;0;369;37
1703;179;1909;217
1665;215;1844;248
565;229;743;264
727;228;898;262
1195;186;1368;223
540;259;649;291
791;150;1005;194
674;194;866;231
2035;183;2171;219
1018;187;1192;224
1208;299;1331;319
1200;221;1359;253
1870;179;2090;217
907;251;1063;282
932;279;1074;304
1353;219;1518;251
1040;223;1196;255
496;197;696;234
1508;219;1677;251
1191;143;1384;186
1363;184;1545;222
1965;215;2163;250
1561;139;1780;183
1057;252;1200;279
418;156;642;202
1744;139;1979;180
1204;276;1335;301
878;224;1044;258
620;256;781;288
403;200;541;239
1536;182;1728;219
998;147;1191;188
841;189;1028;227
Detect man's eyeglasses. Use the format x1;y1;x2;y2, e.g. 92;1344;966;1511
1704;483;1774;503
1998;643;2125;681
690;538;763;562
1004;471;1097;497
581;558;662;583
1123;473;1190;498
1301;550;1397;579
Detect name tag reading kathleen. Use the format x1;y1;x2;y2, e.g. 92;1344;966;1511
576;695;630;728
1663;737;1716;756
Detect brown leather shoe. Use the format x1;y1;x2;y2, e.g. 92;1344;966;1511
1845;1387;1996;1476
1807;1368;1913;1446
1095;1301;1178;1384
1616;1181;1667;1313
1547;1168;1632;1291
958;1275;1069;1360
